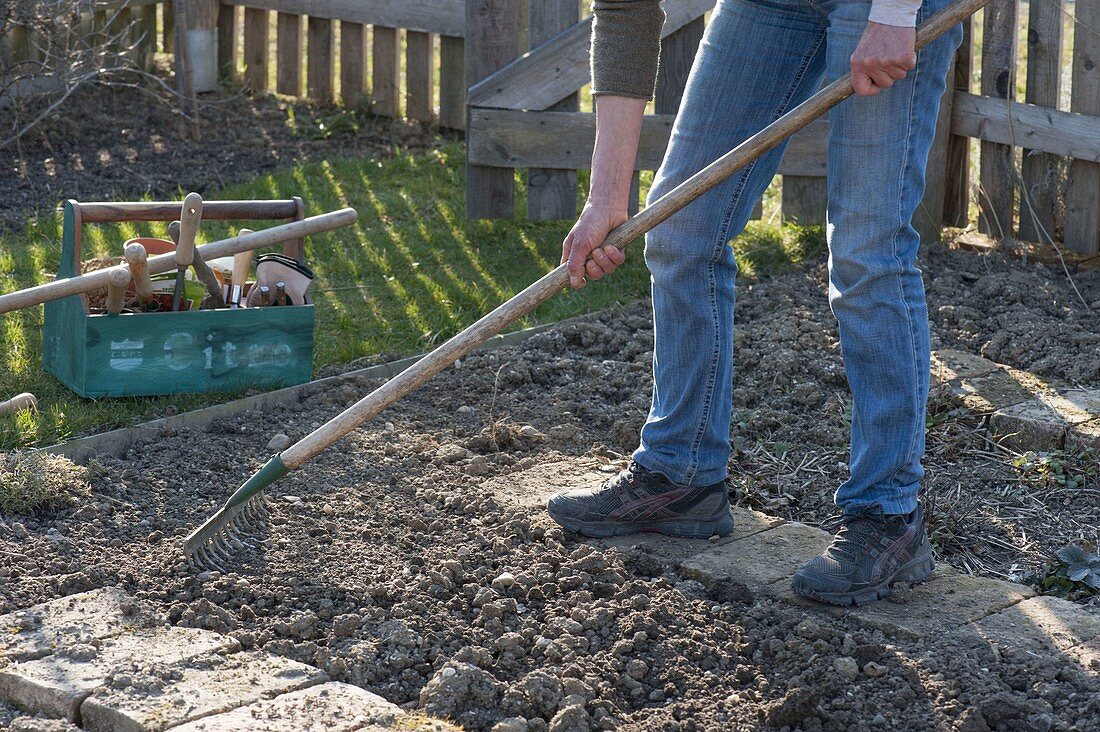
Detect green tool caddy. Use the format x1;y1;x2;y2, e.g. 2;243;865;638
43;198;316;398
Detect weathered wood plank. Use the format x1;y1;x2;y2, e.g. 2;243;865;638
219;0;464;37
307;16;333;103
1065;0;1100;254
242;6;269;92
943;16;972;226
526;0;579;221
275;11;301;96
467;108;829;176
782;176;827;225
468;0;716;111
915;77;956;243
405;30;434;122
654;17;703;115
951;93;1100;164
137;4;157;71
340;21;366;108
466;0;521;219
162;0;174;54
439;35;465;130
1018;0;1064;242
371;25;400;117
217;3;237;79
977;0;1019;238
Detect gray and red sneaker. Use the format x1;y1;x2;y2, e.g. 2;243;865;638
792;504;935;606
546;461;734;539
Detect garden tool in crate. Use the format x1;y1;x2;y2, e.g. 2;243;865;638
182;0;994;569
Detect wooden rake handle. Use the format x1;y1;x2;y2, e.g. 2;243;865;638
280;0;990;470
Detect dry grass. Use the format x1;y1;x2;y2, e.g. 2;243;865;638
0;451;91;515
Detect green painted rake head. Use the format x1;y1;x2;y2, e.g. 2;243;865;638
183;455;288;570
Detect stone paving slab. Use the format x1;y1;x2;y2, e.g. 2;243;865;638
169;682;405;732
0;627;239;721
825;566;1036;638
990;389;1100;451
947;370;1037;415
79;650;327;732
485;459;608;511
1067;419;1100;451
931;349;1002;383
971;595;1100;672
680;522;832;597
595;508;785;568
0;588;160;665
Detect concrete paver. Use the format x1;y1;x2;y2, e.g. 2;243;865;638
79;651;327;732
169;682;405;732
971;595;1100;673
0;627;239;721
931;349;1001;383
680;522;832;597
0;588;158;664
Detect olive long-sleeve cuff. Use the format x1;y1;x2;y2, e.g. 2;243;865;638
590;0;665;99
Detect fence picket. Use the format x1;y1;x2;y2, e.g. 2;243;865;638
242;7;269;91
340;21;367;108
1064;0;1100;254
977;0;1019;238
217;3;237;79
162;1;174;54
439;35;465;130
943;16;972;226
137;5;157;71
276;12;302;96
526;0;579;221
466;0;521;218
307;16;334;103
405;30;434;122
371;25;400;117
1018;0;1065;243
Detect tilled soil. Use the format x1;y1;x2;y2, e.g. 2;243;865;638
1;83;437;232
1;245;1098;730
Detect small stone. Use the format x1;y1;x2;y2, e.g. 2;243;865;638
519;425;546;440
832;656;859;681
493;572;516;590
458;405;475;414
492;718;529;732
466;456;490;476
863;661;888;678
625;659;648;680
871;713;887;726
267;433;292;451
384;422;396;432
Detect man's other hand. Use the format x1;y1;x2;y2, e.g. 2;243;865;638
851;22;916;97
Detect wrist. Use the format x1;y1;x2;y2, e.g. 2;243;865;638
584;198;629;219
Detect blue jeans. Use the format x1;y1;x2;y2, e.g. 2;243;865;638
633;0;962;514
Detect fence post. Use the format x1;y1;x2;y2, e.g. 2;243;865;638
1065;0;1100;255
276;12;302;96
242;7;268;92
915;78;955;244
977;0;1019;239
217;3;237;80
943;17;972;227
340;22;367;108
406;31;434;122
372;26;401;117
525;0;580;220
466;0;521;219
1018;0;1065;243
439;35;465;130
163;1;175;54
307;17;334;103
137;5;157;71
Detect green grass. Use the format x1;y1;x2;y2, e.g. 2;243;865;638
0;140;820;450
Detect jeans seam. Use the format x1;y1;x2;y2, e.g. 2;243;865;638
683;25;827;485
882;48;925;495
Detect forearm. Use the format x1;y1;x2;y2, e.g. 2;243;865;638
589;95;648;214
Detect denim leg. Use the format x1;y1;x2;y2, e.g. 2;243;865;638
822;0;962;514
634;0;828;486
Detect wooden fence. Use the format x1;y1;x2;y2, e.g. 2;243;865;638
208;0;466;127
464;0;1100;256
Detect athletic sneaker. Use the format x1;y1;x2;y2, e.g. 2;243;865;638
792;504;935;606
546;461;734;539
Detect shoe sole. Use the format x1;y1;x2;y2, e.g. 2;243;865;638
792;553;936;607
547;507;734;539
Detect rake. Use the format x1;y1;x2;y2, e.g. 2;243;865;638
183;0;992;569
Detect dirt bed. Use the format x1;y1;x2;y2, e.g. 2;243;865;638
1;83;435;232
1;245;1098;730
